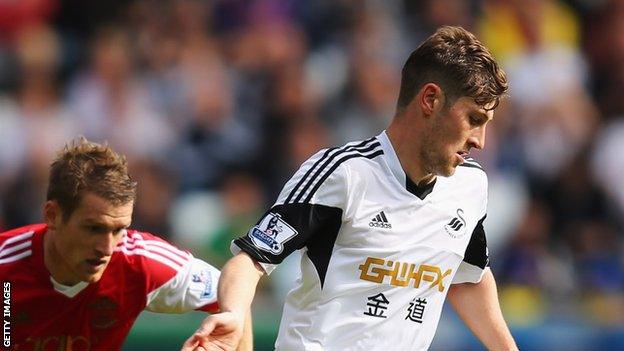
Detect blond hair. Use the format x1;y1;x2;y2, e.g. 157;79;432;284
46;138;137;220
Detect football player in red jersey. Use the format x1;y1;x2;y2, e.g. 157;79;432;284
0;138;251;351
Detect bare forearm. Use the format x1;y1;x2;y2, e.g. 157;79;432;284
181;254;263;351
236;309;253;351
218;252;264;319
447;269;517;351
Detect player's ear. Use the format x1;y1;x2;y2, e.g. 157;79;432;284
44;200;61;230
419;83;444;118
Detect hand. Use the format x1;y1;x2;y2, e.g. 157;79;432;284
180;312;243;351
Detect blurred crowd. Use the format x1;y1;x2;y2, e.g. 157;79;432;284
0;0;623;337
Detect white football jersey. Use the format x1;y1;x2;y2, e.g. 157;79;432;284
233;131;490;351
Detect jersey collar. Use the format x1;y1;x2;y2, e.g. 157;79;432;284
377;130;436;200
50;276;89;298
39;228;90;298
377;130;406;185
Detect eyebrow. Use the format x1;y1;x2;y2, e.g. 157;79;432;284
81;219;130;228
472;110;492;121
81;219;105;225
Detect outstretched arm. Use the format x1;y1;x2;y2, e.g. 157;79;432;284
236;309;253;351
181;252;264;351
447;269;518;351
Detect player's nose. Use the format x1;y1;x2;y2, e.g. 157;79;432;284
468;125;486;150
95;232;117;257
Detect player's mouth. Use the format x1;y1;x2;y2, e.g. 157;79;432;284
86;258;107;271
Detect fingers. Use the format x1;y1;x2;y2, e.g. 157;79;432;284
181;335;218;351
181;312;243;351
180;319;219;351
181;335;199;351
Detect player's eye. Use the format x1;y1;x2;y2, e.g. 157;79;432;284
469;116;480;125
86;225;105;233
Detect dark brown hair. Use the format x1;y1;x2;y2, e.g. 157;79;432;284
47;137;137;221
397;26;508;110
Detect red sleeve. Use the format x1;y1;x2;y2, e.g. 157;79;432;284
117;230;220;314
115;230;192;294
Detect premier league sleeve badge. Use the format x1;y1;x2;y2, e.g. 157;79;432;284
248;213;298;255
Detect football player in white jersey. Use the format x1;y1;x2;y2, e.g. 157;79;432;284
183;26;517;351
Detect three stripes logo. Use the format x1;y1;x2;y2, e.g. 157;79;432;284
444;209;466;238
284;137;383;205
369;211;392;229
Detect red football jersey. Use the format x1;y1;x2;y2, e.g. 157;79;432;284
0;224;219;351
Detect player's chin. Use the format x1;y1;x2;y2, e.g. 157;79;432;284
439;168;456;177
447;155;464;174
83;271;105;283
82;264;108;283
436;162;457;177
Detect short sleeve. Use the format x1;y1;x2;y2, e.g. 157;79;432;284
118;230;220;313
232;147;348;274
145;257;220;313
452;215;490;284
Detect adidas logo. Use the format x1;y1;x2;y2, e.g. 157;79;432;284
369;211;392;229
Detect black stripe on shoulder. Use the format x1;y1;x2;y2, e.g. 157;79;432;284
297;142;381;203
292;139;380;203
285;137;377;204
302;148;384;203
285;146;338;204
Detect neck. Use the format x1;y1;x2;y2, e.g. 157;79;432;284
43;229;77;286
386;116;436;186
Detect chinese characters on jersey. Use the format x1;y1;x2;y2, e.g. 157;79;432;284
405;297;427;323
363;293;389;318
362;294;429;323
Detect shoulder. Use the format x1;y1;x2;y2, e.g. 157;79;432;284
279;136;385;205
458;157;486;173
450;158;489;213
0;224;45;266
456;158;488;184
297;136;384;177
449;158;488;194
114;229;192;273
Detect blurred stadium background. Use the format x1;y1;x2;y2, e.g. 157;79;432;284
1;0;623;350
